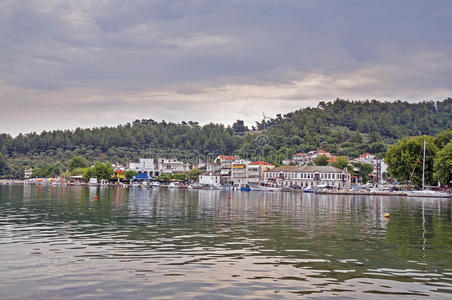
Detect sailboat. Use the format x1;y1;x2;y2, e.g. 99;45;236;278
407;140;451;198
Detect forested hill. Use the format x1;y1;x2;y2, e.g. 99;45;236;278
0;98;451;176
259;98;452;139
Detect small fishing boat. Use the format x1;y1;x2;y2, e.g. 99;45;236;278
151;181;160;188
248;183;282;192
240;184;250;192
303;186;316;193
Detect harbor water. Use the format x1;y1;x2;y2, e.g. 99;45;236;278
1;185;451;299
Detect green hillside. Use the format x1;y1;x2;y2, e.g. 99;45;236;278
0;98;451;178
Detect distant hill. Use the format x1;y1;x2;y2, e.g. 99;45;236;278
239;98;452;161
0;98;451;177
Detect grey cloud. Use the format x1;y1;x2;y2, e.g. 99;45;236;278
0;0;451;135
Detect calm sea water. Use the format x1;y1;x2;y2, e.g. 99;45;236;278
0;185;451;299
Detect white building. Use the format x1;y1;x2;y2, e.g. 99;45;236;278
231;160;248;186
199;173;221;187
352;153;388;183
129;158;158;177
158;158;190;174
247;161;275;184
292;150;336;165
24;168;33;179
264;165;351;188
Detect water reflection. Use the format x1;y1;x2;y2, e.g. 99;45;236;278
0;185;451;299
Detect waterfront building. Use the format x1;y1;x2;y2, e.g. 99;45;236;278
158;158;191;175
129;158;158;177
24;168;33;179
199;173;221;187
112;169;126;181
264;165;350;188
231;160;248;186
247;161;275;183
214;155;239;184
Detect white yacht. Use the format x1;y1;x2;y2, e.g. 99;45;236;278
248;183;282;192
406;140;451;199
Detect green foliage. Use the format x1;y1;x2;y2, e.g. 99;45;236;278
187;168;201;181
82;167;96;181
69;156;88;171
333;156;348;170
32;163;64;178
156;174;171;183
434;129;452;149
0;153;7;176
1;99;451;168
385;136;438;185
82;162;113;180
314;155;329;166
125;170;138;181
70;168;84;176
172;173;187;181
368;142;387;158
232;120;247;134
359;163;374;183
156;173;187;183
434;141;452;185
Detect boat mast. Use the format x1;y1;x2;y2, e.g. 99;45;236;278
422;140;426;191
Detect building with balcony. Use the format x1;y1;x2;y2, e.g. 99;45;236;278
264;165;350;188
247;161;275;183
129;158;158;177
214;155;240;184
158;158;191;175
231;160;248;185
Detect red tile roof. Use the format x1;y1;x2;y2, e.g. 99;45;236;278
294;152;305;156
360;153;373;157
217;155;238;161
249;161;274;166
316;150;329;154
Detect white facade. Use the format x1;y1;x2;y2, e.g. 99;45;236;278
158;158;190;174
264;165;351;188
129;158;158;177
199;174;221;186
24;168;33;179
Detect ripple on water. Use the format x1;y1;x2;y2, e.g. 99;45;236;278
1;186;452;299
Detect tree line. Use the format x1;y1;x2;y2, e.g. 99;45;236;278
0;98;451;178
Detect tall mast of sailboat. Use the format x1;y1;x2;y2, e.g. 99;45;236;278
422;140;426;191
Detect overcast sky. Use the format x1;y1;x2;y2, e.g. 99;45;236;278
1;0;451;135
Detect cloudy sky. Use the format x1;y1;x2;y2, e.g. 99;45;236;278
1;0;451;135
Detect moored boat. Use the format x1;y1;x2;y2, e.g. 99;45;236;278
248;183;282;192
